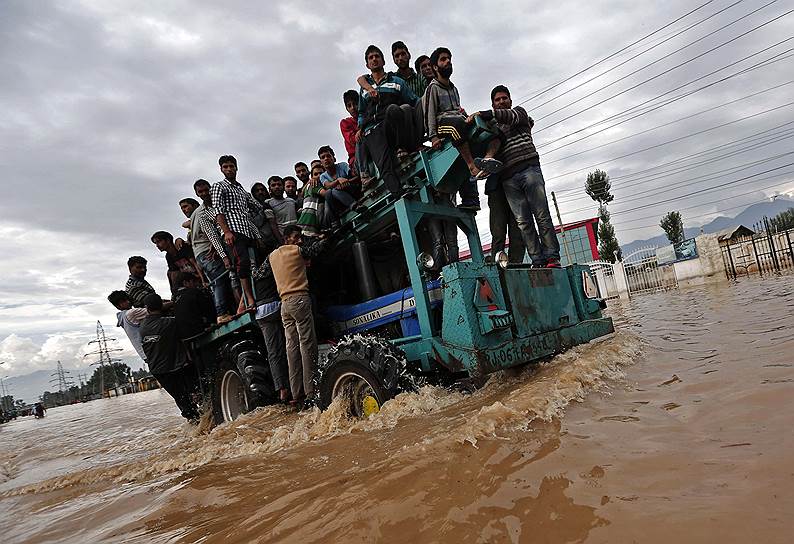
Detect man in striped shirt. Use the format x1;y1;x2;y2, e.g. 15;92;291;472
468;85;561;268
211;155;262;309
125;256;157;308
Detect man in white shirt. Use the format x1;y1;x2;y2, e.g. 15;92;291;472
108;290;148;360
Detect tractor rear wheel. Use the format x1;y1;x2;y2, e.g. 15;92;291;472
212;354;250;425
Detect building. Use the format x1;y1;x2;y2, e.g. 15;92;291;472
470;217;601;264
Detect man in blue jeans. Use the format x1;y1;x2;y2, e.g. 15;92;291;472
192;178;235;322
468;85;561;267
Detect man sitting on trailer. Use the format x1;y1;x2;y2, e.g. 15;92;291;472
423;47;502;211
356;44;421;195
318;145;360;220
140;293;201;423
467;85;561;268
252;225;329;407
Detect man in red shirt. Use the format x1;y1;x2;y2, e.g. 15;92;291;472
340;89;359;174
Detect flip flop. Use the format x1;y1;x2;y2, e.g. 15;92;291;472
474;157;504;174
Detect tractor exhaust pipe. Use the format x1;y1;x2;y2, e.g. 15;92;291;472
352;241;378;300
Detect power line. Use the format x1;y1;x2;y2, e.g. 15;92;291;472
561;151;794;214
544;101;794;182
524;0;762;112
552;120;794;194
538;74;794;160
510;0;718;106
534;8;794;131
607;164;794;216
613;181;793;230
604;123;794;182
556;129;794;203
538;41;794;152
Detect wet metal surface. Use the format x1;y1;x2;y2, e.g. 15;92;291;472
1;274;793;543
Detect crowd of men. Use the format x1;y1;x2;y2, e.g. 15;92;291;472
106;42;561;421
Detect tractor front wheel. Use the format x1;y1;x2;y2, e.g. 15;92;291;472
318;337;405;417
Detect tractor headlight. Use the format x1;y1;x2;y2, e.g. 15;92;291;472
495;250;509;269
417;252;435;271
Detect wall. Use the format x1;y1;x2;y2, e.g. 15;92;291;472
694;233;727;281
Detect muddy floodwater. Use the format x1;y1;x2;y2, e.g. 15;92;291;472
1;274;793;543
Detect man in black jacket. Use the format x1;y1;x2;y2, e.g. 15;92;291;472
172;272;216;340
141;293;200;422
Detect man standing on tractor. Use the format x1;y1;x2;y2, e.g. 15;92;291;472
467;85;561;268
253;225;329;407
211;155;263;309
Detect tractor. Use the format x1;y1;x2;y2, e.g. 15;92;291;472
186;118;614;424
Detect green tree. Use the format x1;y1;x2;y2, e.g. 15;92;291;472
585;170;621;262
769;207;794;233
660;211;685;244
86;362;131;395
132;367;151;380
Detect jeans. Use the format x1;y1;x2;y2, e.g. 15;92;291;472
325;187;358;219
361;104;423;194
502;164;560;265
196;251;232;316
458;176;480;205
488;186;525;263
256;312;289;392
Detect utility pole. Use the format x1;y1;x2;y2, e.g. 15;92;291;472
0;376;8;411
551;191;573;265
50;360;75;405
84;321;123;399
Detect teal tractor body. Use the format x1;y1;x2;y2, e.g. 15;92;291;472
189;118;614;422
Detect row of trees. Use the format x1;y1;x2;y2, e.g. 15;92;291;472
583;169;688;261
38;363;151;408
769;207;794;233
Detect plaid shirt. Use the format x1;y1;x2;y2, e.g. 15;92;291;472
198;206;227;259
210;178;262;239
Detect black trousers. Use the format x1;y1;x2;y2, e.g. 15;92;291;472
362;104;423;194
154;366;200;421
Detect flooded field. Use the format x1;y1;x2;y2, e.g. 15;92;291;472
1;273;793;543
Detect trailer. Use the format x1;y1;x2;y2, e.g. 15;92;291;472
187;118;614;424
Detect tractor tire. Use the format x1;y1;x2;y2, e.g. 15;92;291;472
211;352;251;425
318;336;406;417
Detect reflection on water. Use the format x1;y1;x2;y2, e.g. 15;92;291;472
1;274;793;543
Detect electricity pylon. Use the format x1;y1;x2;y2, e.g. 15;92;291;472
83;321;123;397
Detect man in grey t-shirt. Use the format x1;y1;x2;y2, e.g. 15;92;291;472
266;175;297;232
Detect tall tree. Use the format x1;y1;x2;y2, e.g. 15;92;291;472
585;169;621;262
769;207;794;233
86;362;131;395
660;211;685;244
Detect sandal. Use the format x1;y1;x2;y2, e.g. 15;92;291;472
474;157;504;175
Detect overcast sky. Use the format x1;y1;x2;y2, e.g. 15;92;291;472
1;0;792;381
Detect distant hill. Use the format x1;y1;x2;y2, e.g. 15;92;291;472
621;198;794;255
3;369;54;404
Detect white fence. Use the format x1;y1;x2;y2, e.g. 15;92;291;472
588;246;679;301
